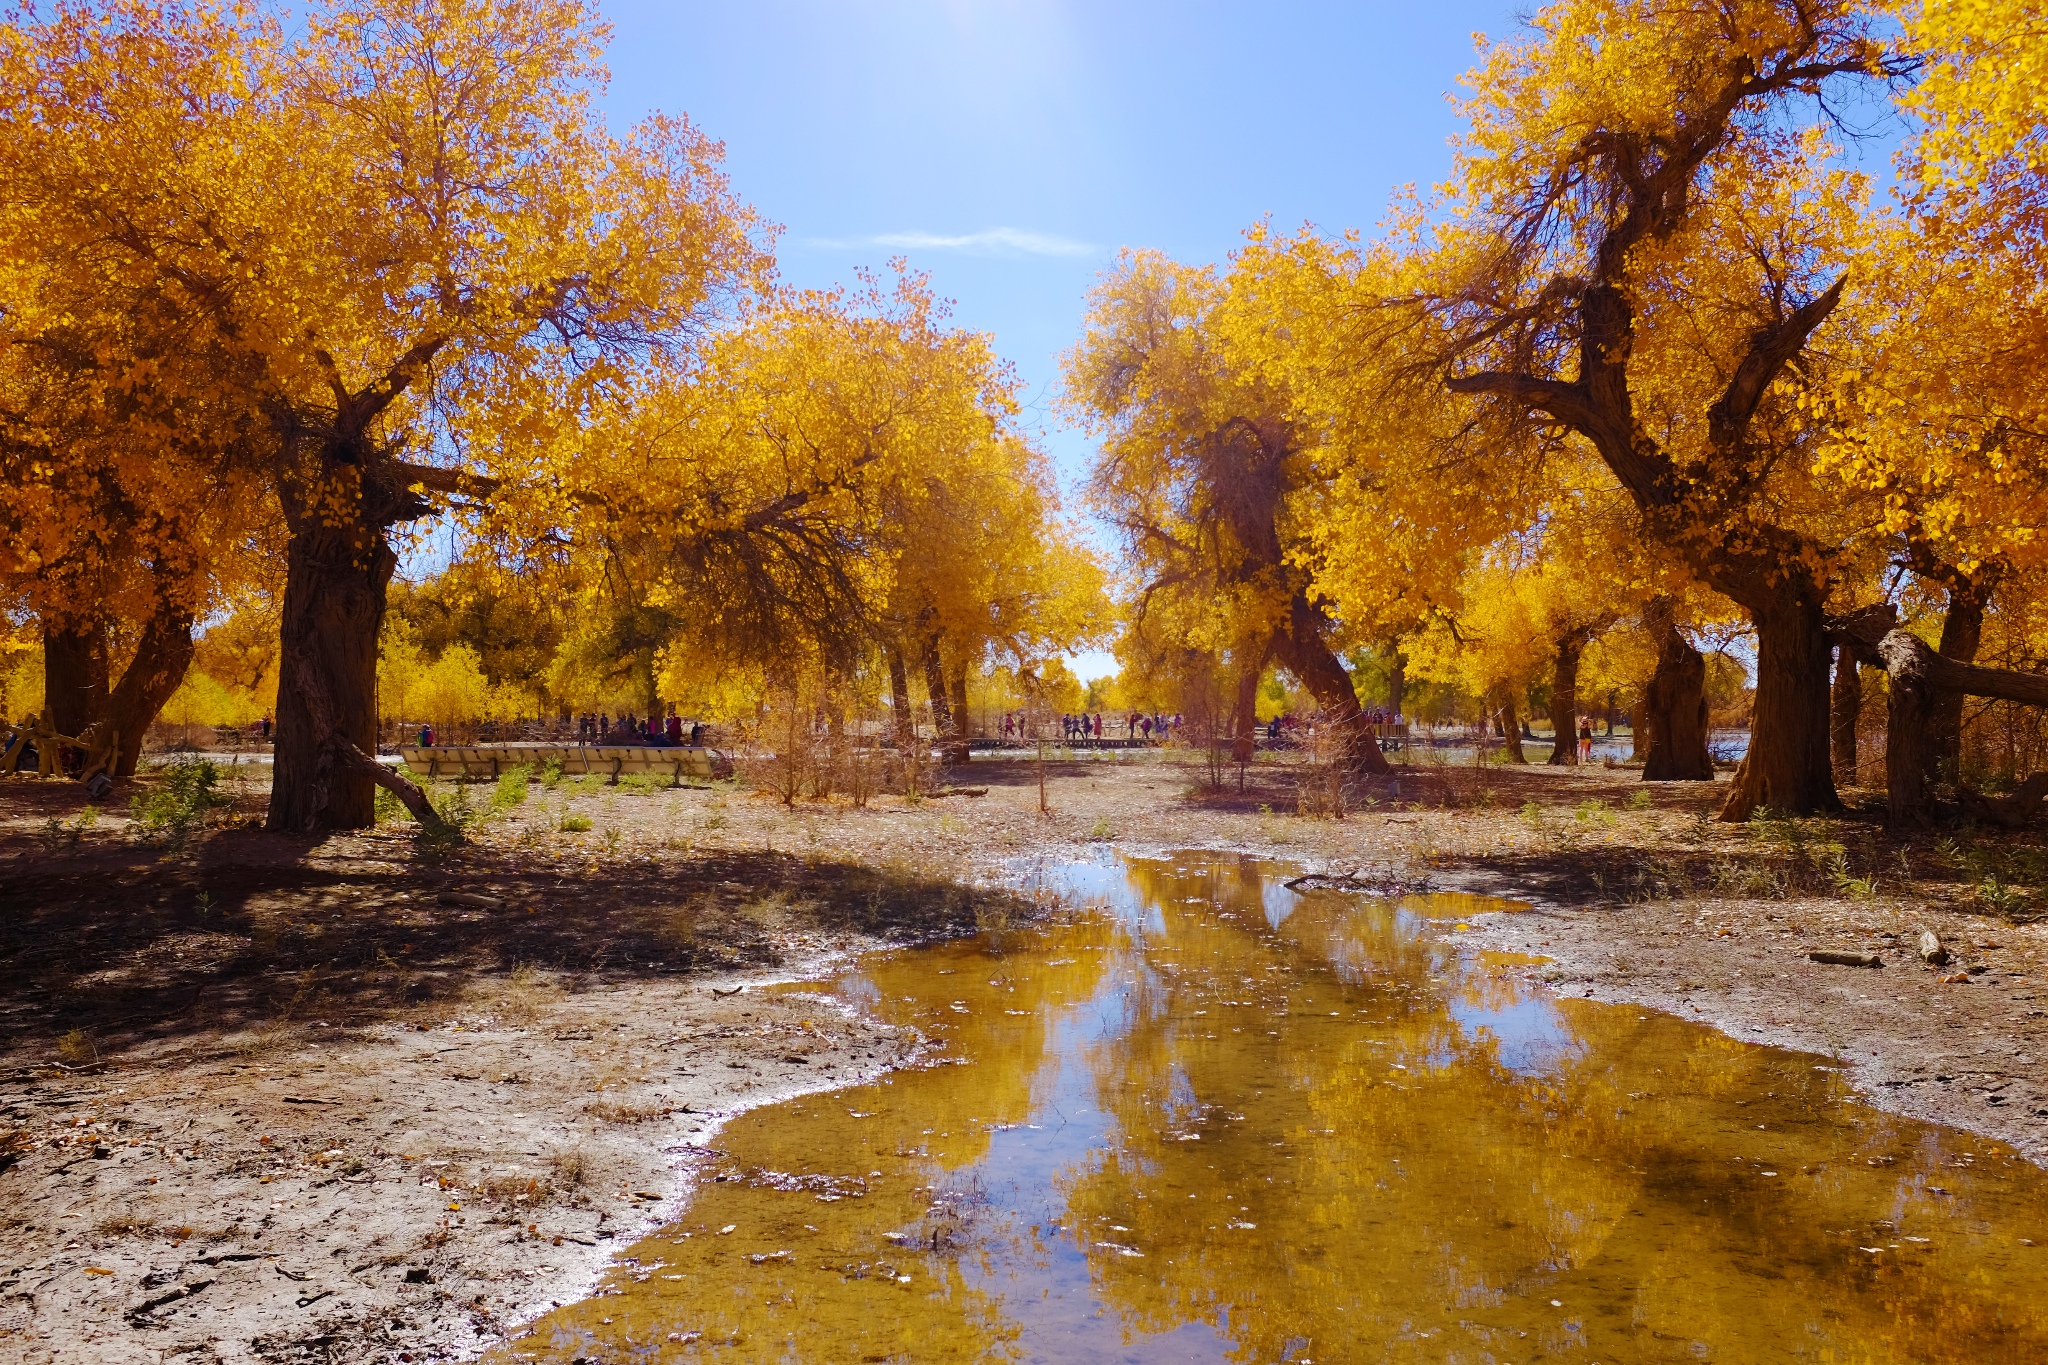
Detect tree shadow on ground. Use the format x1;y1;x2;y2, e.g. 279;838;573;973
0;802;1039;1067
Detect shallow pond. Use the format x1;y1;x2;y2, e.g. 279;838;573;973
508;852;2048;1362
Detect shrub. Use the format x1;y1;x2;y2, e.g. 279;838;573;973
131;758;233;850
493;763;534;810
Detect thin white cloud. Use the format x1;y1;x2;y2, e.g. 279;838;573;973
804;227;1097;257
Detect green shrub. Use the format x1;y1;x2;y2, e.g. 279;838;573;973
493;763;534;810
132;759;233;850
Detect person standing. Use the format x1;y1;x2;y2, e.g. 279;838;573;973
1577;718;1595;763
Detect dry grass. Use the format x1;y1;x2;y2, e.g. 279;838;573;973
582;1100;676;1124
549;1150;589;1188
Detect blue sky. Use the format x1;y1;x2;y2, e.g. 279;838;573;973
595;1;1529;677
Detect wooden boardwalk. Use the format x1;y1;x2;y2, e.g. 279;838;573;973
399;743;725;783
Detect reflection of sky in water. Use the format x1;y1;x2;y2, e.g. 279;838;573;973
1260;878;1295;929
1449;992;1584;1077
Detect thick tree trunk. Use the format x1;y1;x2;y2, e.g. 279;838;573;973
638;651;661;722
1641;601;1712;782
1830;647;1861;788
1882;633;1937;826
1720;592;1838;821
1271;601;1391;776
1231;662;1261;764
1498;692;1527;764
270;514;396;831
949;661;970;741
43;616;108;737
920;634;966;765
1928;578;1991;788
265;342;458;829
103;603;197;776
887;647;913;747
1547;636;1584;766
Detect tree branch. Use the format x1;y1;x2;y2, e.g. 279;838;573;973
329;737;450;836
1879;629;2048;708
1707;275;1847;453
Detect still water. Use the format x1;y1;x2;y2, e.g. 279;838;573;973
509;852;2048;1362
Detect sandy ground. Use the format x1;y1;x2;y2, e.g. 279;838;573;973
3;743;2045;1359
0;976;917;1365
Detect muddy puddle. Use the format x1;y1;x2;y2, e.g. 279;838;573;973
503;852;2048;1362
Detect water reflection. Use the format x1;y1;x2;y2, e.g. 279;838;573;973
506;851;2048;1362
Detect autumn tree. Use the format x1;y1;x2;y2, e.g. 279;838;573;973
1808;0;2048;816
0;6;281;773
1067;249;1393;776
1343;0;1911;817
3;0;769;825
506;270;1101;762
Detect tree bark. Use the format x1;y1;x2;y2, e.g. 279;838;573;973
102;602;196;776
1270;600;1391;776
270;506;398;830
1830;647;1861;788
887;647;913;747
43;616;108;738
267;447;456;831
1641;599;1712;782
1547;635;1585;766
1231;658;1262;764
920;633;966;766
1875;627;2048;826
1720;591;1839;821
1498;691;1528;764
949;660;970;742
1387;649;1406;720
1928;575;1993;787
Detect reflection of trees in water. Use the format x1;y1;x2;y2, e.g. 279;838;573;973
515;925;1117;1363
1060;856;2048;1365
512;856;2048;1363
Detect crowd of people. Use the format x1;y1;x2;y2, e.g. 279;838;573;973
994;711;1186;743
1264;707;1403;741
569;709;706;747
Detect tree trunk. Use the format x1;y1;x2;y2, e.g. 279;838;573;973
1498;692;1527;763
43;616;108;737
639;650;661;722
102;603;196;776
1928;577;1992;788
888;647;913;747
1720;592;1838;821
1641;600;1713;782
270;512;396;830
920;633;966;765
1547;636;1584;766
1231;662;1261;764
949;660;970;741
1830;647;1861;788
1271;601;1391;776
1387;650;1406;720
1874;627;2048;826
1882;633;1937;826
268;444;451;832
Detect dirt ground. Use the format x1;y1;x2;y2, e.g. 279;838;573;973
3;744;2044;1360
